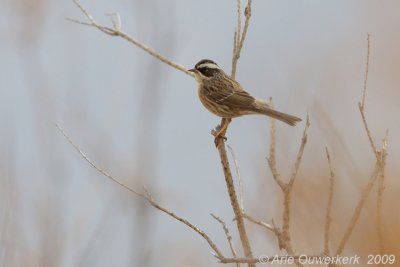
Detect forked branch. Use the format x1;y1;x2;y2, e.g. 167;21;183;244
213;1;256;266
56;124;224;259
267;111;310;266
336;34;388;256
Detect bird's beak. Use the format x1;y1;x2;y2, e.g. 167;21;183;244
188;68;196;73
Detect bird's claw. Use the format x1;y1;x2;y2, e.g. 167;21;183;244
211;118;231;147
212;127;227;147
211;128;218;137
214;135;227;147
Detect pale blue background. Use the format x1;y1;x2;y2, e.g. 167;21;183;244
1;1;399;266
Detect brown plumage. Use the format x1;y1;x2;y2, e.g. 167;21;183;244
189;59;301;126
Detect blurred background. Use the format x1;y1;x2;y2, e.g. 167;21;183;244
1;0;399;266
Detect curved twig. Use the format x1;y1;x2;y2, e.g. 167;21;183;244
70;0;192;76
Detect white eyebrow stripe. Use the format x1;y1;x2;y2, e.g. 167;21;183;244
198;63;221;70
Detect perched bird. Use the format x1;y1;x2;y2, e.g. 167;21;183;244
188;59;302;133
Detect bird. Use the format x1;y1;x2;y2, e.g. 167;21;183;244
188;59;301;139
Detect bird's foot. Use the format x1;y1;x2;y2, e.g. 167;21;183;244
213;133;227;147
212;124;228;147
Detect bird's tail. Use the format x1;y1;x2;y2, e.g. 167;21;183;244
255;100;302;126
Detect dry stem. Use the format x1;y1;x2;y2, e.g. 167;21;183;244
231;0;241;76
220;254;320;264
228;145;245;211
376;132;388;255
70;0;192;77
211;214;239;267
267;112;310;267
267;99;285;190
336;34;388;256
242;213;274;232
70;0;257;264
212;1;255;266
231;0;252;78
357;34;387;255
56;124;224;259
361;34;370;108
335;161;381;255
324;148;335;255
216;143;254;265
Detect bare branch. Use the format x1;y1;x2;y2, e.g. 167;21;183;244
266;111;309;267
216;0;254;143
105;12;121;31
228;145;245;211
358;103;378;157
231;0;241;77
56;124;224;259
236;0;242;49
55;123;142;197
376;131;388;254
218;257;259;264
219;254;321;264
358;34;381;162
216;142;254;266
231;0;252;78
243;213;275;232
336;115;389;255
70;0;192;76
335;161;381;255
238;1;252;58
288;115;310;187
211;214;240;267
357;34;388;255
267;98;285;190
281;186;292;252
361;34;370;108
210;2;256;266
324;147;335;255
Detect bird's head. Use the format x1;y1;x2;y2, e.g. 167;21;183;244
188;59;224;81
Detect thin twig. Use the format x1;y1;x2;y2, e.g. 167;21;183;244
266;114;309;267
267;98;285;189
358;101;378;158
376;131;388;255
238;0;252;57
231;0;241;77
361;34;370;108
288;115;310;187
218;257;259;264
219;254;321;264
243;213;275;232
211;214;240;267
358;34;380;161
324;147;335;255
56;124;224;259
236;0;242;51
228;145;245;211
56;123;142;197
212;1;256;266
231;0;252;78
70;0;192;76
282;116;309;249
335;161;381;255
357;34;388;255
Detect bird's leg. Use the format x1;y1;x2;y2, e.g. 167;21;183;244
212;118;231;147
